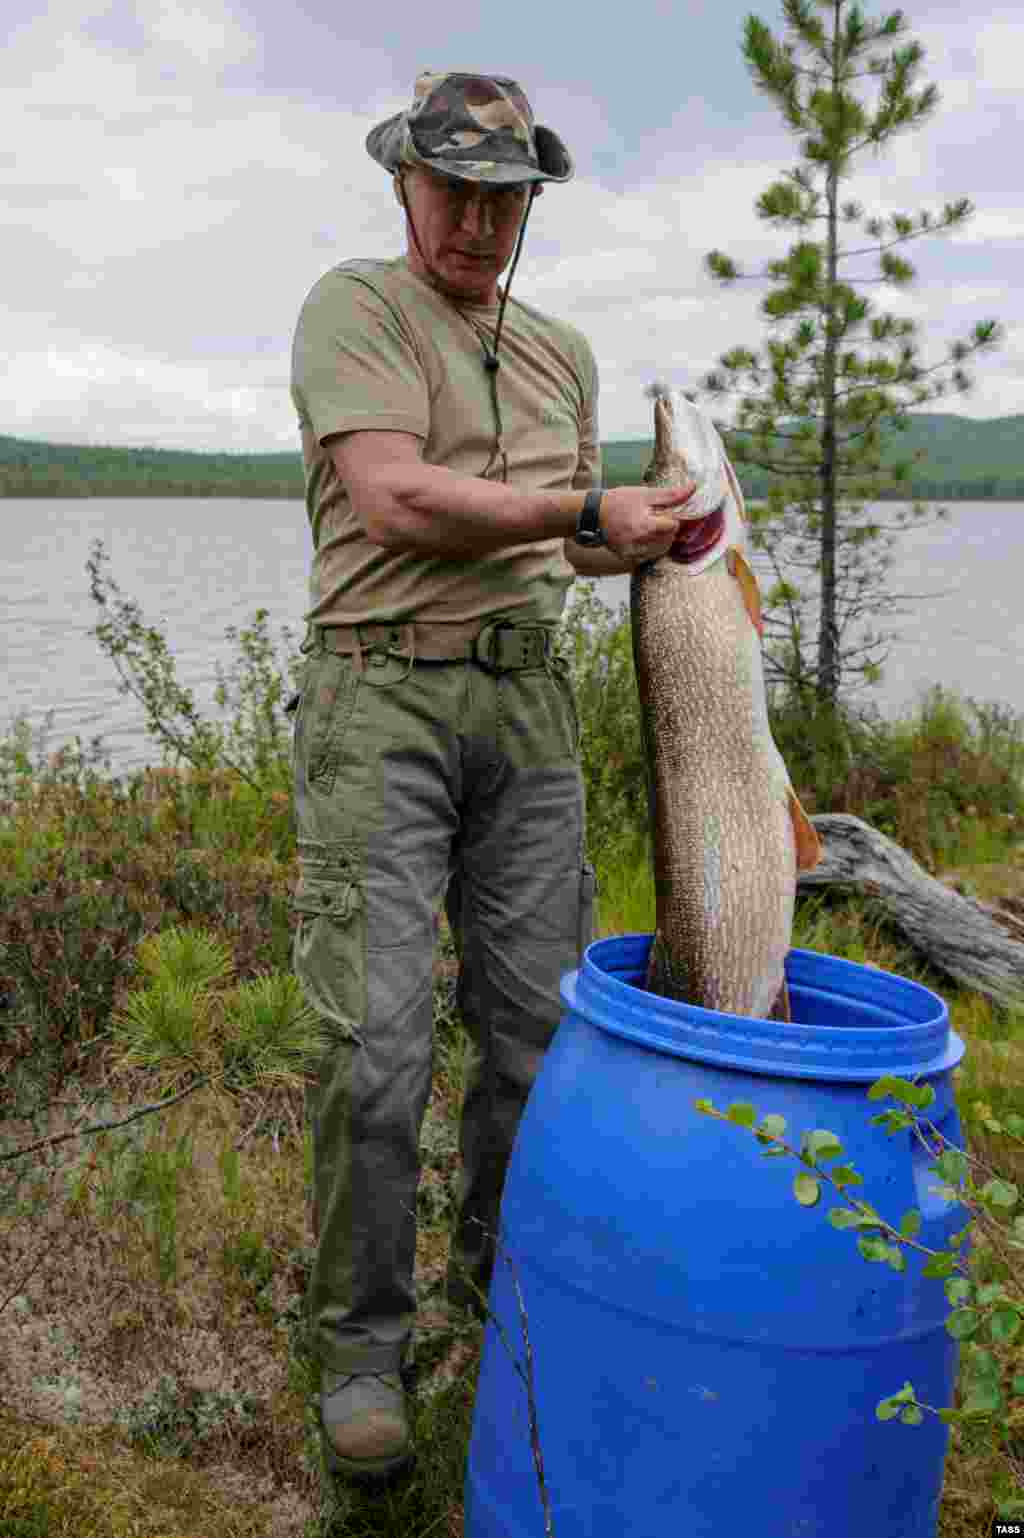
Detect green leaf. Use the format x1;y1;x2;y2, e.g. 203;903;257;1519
694;1098;715;1115
977;1282;1006;1306
829;1208;863;1230
886;1245;906;1273
726;1101;757;1128
900;1404;924;1425
876;1382;915;1419
980;1177;1019;1210
1011;1374;1024;1396
759;1113;787;1139
867;1075;905;1101
830;1164;864;1189
801;1129;844;1164
899;1209;922;1239
869;1110;914;1135
794;1172;821;1207
945;1278;974;1306
946;1309;980;1340
760;1146;789;1157
858;1235;890;1263
1003;1113;1024;1138
933;1150;968;1185
988;1307;1021;1346
867;1075;932;1109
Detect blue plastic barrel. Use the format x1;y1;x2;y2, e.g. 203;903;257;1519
465;937;965;1538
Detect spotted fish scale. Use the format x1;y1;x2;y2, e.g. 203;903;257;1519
630;390;821;1019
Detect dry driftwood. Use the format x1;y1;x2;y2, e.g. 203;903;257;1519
798;814;1024;1008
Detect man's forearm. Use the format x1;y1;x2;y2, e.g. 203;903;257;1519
364;462;586;556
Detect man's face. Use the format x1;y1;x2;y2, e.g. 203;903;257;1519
396;165;535;305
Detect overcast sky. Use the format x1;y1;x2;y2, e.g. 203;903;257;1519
4;0;1021;453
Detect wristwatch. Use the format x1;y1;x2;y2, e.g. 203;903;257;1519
573;488;606;547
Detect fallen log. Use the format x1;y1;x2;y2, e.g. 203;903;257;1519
799;814;1024;1008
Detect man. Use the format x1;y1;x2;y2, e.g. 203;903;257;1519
289;70;695;1481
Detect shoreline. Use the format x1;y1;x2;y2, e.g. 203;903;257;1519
4;487;1024;502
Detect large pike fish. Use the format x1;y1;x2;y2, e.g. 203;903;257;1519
630;390;821;1020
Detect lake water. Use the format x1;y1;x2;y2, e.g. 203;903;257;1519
3;497;1022;778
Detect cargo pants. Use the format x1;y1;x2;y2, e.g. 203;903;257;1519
291;619;597;1376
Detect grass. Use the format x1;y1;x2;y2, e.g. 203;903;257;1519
2;662;1024;1533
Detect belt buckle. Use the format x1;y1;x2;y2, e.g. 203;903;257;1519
474;621;549;674
474;620;507;675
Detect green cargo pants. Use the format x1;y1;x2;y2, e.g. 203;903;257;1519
291;620;597;1375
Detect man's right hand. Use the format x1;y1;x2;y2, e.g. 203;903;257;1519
599;483;698;564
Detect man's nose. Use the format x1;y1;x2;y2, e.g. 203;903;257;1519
457;193;496;239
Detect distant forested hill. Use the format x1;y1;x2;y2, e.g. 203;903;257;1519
602;412;1024;500
0;435;303;499
2;412;1023;499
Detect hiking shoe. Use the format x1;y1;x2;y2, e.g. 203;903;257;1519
319;1369;413;1480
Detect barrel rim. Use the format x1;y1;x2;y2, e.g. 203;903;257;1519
563;934;964;1082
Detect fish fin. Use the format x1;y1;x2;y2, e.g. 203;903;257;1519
645;931;697;1003
726;546;763;638
644;930;666;993
768;979;792;1023
787;786;822;871
645;930;687;999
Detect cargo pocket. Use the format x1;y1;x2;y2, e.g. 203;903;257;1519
290;868;366;1042
578;860;598;963
301;655;361;796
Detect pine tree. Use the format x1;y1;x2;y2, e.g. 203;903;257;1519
703;0;1001;712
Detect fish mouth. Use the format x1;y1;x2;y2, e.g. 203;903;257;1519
651;391;690;487
653;392;674;453
668;501;726;563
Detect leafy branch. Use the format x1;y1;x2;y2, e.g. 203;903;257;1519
697;1075;1024;1514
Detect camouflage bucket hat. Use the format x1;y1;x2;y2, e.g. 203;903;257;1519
366;70;573;185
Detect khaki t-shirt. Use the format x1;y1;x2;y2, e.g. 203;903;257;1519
290;256;601;628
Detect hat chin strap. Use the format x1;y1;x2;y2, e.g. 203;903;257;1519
395;170;539;481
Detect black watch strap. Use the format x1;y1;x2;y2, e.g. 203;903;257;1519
574;488;606;546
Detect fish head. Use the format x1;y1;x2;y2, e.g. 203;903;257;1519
644;389;730;521
639;389;743;570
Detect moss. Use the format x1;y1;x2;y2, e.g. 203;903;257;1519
0;1412;272;1537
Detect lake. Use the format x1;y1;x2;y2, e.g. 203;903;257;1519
3;497;1022;778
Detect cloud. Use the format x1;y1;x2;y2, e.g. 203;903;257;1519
0;2;404;447
1;0;1020;449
